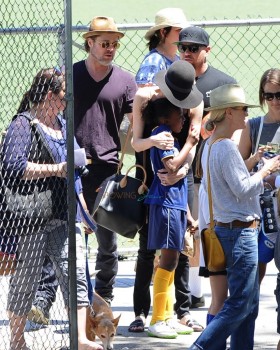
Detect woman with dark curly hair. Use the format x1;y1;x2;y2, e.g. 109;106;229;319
2;68;102;350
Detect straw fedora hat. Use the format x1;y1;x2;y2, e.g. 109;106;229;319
204;84;259;111
154;60;203;109
83;16;124;39
145;8;189;40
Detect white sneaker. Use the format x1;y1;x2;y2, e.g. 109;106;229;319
148;320;177;338
166;318;193;335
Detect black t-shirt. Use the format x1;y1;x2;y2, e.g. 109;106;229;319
73;61;137;165
196;65;237;110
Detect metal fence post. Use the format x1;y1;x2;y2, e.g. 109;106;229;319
64;0;78;349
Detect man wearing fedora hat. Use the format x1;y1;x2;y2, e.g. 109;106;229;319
30;16;137;332
73;16;137;305
175;25;237;317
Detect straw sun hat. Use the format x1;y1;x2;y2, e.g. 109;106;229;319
204;84;259;111
145;8;189;40
83;16;124;39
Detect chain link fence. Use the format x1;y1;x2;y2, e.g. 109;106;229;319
0;2;280;348
72;18;280;108
0;1;75;349
74;17;280;258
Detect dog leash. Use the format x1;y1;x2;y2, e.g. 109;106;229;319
75;179;96;304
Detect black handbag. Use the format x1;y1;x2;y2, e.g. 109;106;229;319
93;122;148;239
93;164;148;239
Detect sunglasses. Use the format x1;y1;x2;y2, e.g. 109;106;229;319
232;106;249;112
177;44;203;53
263;92;280;101
94;40;120;50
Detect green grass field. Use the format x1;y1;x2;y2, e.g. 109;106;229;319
72;0;280;23
1;0;279;127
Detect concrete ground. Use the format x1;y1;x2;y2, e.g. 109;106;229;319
108;257;279;350
0;256;279;350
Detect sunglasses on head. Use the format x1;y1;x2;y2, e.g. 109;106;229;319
177;44;203;53
263;92;280;101
94;40;120;50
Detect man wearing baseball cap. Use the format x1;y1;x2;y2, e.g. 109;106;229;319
175;26;237;111
174;25;237;331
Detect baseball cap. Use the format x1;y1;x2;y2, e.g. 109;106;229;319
176;26;210;46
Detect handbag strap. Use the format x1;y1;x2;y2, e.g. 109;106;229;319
19;112;56;163
254;116;264;154
207;138;225;230
118;120;133;174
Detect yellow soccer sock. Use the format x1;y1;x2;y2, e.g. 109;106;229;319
165;270;175;320
150;267;173;325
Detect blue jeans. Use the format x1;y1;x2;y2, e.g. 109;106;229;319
190;226;259;350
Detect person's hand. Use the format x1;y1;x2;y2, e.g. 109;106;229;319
56;162;67;178
82;222;95;234
188;219;199;235
252;145;268;164
261;155;280;177
186;124;200;145
157;167;186;186
151;131;174;150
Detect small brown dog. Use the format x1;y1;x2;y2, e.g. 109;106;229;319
86;291;121;350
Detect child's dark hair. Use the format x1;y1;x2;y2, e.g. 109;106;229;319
141;97;181;127
17;68;64;114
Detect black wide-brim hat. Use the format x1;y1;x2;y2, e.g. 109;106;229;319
154;60;203;109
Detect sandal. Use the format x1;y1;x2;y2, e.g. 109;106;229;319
128;317;145;333
185;318;204;332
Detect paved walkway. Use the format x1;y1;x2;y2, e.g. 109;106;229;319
0;257;279;349
110;257;279;350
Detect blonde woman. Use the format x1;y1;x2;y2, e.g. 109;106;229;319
189;84;280;350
